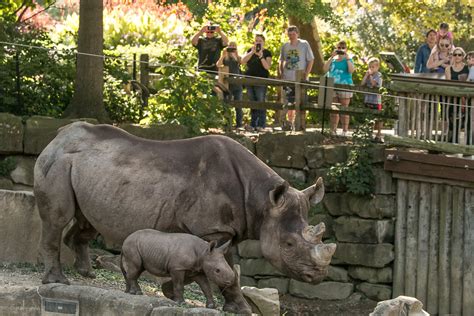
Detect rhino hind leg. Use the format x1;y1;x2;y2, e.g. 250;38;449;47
64;209;98;278
120;251;144;295
35;159;76;285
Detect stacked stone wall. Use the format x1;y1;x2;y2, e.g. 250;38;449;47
0;114;395;302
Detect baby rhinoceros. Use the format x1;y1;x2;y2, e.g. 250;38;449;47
120;229;235;308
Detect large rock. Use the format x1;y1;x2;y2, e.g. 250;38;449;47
348;266;392;284
305;145;324;169
0;190;73;264
0;286;41;315
256;132;324;169
242;286;280;316
289;280;354;300
118;123;191;141
257;278;289;294
239;259;285;277
0;177;13;190
9;156;36;186
0;113;23;154
240;276;258;287
326;266;349;282
334;243;394;268
237;240;263;259
322;144;349;165
24;116;98;154
370;295;429;316
323;193;396;219
333;216;394;244
272;167;306;186
38;283;175;315
373;167;395;195
357;282;392;301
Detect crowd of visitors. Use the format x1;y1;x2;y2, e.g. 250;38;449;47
191;21;472;135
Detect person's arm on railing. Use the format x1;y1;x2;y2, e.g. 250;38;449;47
445;66;452;80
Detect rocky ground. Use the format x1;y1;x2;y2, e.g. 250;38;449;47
0;262;377;315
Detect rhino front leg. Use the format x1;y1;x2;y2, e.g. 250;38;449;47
193;274;215;309
169;270;186;305
64;210;97;278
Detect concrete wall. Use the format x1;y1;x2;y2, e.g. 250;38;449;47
0;113;395;302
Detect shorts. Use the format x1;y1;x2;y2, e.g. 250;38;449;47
366;103;382;111
335;91;353;99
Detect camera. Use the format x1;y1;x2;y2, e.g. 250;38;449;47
256;43;262;52
226;47;236;53
336;50;345;55
207;25;217;31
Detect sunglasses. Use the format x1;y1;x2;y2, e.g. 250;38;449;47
440;44;450;48
453;53;463;57
337;47;346;49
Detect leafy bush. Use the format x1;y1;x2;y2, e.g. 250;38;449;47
327;119;375;195
147;47;225;135
0;157;16;177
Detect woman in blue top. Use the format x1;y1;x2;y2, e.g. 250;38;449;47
323;40;355;136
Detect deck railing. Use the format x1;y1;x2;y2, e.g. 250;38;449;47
390;74;474;146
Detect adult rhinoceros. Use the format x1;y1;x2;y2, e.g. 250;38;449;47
34;122;336;311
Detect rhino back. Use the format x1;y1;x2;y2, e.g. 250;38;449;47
40;122;282;244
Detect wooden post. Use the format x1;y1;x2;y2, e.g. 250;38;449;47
393;179;407;298
294;70;303;131
132;53;137;81
140;54;150;91
397;94;408;137
318;76;334;135
217;65;231;130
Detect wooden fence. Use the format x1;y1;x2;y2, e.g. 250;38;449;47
385;150;474;315
391;74;474;146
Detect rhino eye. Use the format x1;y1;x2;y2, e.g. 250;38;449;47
215;268;220;273
286;242;293;247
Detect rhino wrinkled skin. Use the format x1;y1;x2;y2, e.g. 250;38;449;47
34;122;336;313
121;229;234;309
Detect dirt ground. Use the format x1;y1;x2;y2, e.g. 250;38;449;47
0;263;377;316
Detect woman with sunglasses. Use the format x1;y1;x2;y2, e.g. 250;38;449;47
323;40;355;136
445;47;469;81
427;37;453;74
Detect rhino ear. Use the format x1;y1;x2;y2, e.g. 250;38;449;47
302;177;325;206
269;181;289;207
209;240;218;252
217;240;232;254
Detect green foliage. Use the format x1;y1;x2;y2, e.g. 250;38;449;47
0;157;16;177
327;120;376;196
147;46;225;135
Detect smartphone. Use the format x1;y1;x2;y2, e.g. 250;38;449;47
256;43;262;52
226;47;236;53
336;50;345;55
207;25;217;31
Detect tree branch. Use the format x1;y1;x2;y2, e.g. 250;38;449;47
21;1;57;23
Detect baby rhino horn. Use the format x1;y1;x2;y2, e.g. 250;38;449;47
311;243;337;266
302;222;326;244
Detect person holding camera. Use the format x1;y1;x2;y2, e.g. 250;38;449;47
191;23;229;74
241;34;272;131
278;25;314;131
323;40;355;136
217;41;244;128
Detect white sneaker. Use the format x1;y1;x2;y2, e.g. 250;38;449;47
341;131;347;137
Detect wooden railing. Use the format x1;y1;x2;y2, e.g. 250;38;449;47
390;74;474;146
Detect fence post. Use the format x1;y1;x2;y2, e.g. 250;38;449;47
140;54;149;90
132;53;137;81
217;65;232;131
318;75;334;134
294;70;303;131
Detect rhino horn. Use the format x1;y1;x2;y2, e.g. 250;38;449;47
302;222;326;244
311;243;337;266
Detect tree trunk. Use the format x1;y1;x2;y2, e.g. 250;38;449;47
289;16;325;75
64;0;108;122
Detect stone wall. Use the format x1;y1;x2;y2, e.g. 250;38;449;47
0;113;395;302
